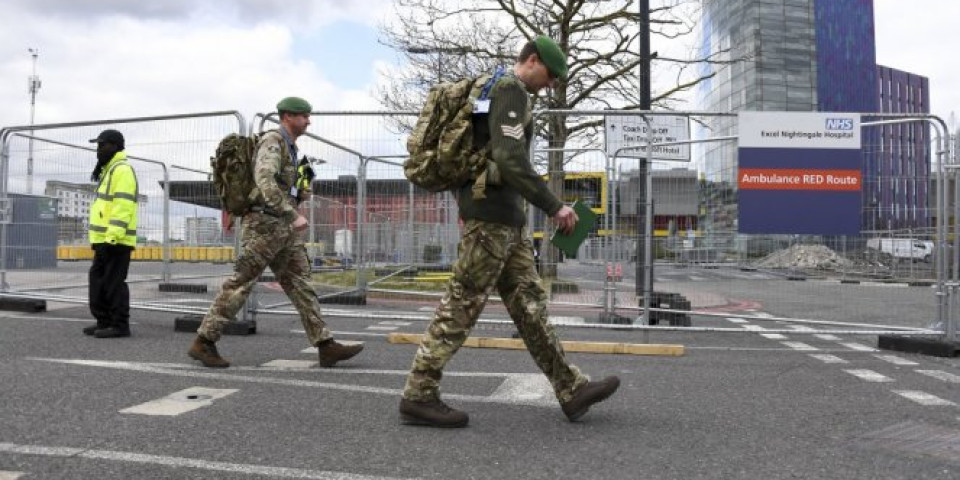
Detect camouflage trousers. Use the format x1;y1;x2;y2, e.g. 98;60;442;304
198;212;332;345
403;219;588;403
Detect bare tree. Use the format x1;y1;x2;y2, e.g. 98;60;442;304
380;0;734;278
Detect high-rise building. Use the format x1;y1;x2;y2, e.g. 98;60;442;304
696;0;930;232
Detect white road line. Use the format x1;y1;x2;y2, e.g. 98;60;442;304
787;325;816;333
753;312;774;318
365;326;398;331
742;325;767;331
377;321;412;326
725;317;748;323
916;370;960;383
417;307;434;312
0;471;24;480
814;334;841;341
839;342;877;352
29;358;553;406
0;314;138;325
892;390;957;406
689;276;705;281
872;354;919;366
781;341;818;351
0;442;410;480
119;387;237;416
760;333;787;340
844;369;893;383
487;374;553;404
262;360;316;369
809;354;848;364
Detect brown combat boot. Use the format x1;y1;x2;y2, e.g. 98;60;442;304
561;376;621;421
187;336;230;368
399;398;469;428
317;339;363;367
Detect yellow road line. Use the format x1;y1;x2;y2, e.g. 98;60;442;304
388;333;684;356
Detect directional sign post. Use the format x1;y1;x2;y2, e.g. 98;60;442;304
604;115;690;161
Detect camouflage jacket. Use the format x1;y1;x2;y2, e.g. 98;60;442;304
456;73;563;227
254;129;299;222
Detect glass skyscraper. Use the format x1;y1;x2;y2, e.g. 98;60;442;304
696;0;930;232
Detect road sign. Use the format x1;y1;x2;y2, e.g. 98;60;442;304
604;115;690;161
737;111;862;235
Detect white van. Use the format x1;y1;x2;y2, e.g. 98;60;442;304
866;238;934;262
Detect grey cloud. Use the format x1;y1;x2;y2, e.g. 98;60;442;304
8;0;382;24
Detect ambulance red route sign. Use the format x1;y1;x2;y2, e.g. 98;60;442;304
737;112;862;235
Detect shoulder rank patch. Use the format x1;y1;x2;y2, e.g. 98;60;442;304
500;124;524;140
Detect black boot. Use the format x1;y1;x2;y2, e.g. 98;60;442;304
94;326;131;338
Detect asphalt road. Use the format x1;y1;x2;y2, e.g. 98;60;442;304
1;297;958;479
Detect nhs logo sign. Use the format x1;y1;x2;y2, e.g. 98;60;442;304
825;118;855;130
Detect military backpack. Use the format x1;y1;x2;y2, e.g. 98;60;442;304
404;69;505;197
210;131;277;217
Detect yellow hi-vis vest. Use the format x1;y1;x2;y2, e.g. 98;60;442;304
89;152;139;247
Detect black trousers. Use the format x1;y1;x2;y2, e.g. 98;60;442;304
88;244;133;331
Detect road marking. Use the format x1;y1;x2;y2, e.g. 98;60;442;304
892;390;957;406
725;317;748;323
814;334;841;341
365;326;397;331
29;358;555;407
787;325;816;333
304;330;391;338
839;342;877;352
0;442;410;479
417;306;434;312
377;321;411;326
916;370;960;383
388;333;685;356
844;369;893;383
781;341;818;351
809;354;848;364
0;314;139;325
120;387;237;416
742;325;766;331
760;333;787;339
689;275;705;281
0;472;24;480
262;360;316;369
487;374;553;404
872;354;919;366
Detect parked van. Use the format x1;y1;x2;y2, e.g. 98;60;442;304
866;238;934;262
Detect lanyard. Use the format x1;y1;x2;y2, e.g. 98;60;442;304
278;127;299;169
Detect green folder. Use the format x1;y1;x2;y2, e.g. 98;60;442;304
549;200;598;259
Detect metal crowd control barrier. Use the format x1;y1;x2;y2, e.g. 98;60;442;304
0;111;245;313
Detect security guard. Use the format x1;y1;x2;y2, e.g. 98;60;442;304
83;129;138;338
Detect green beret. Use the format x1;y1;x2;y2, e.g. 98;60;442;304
534;35;568;81
276;96;312;114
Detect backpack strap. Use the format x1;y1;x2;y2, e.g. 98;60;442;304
471;67;507;200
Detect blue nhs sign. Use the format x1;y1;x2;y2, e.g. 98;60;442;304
825;118;855;130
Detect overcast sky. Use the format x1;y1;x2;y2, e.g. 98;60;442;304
0;0;957;131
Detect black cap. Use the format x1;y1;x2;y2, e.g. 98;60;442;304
89;129;125;148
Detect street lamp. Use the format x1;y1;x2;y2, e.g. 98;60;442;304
27;48;41;196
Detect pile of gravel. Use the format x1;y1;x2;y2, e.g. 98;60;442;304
754;244;853;269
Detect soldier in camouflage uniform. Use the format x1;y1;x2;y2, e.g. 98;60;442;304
188;97;363;369
399;37;620;428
